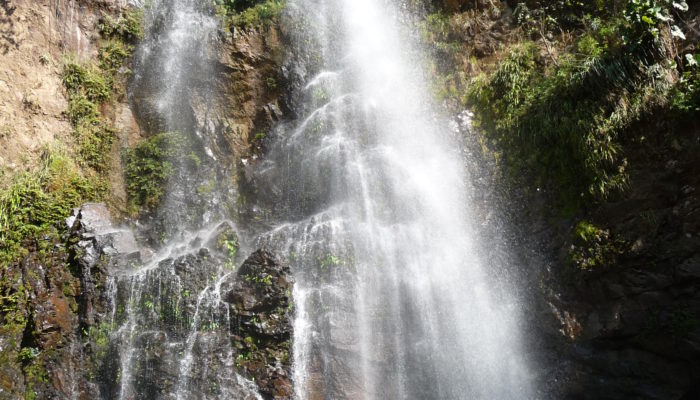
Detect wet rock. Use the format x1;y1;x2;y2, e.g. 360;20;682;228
71;203;141;268
71;203;113;236
206;221;240;255
222;250;294;400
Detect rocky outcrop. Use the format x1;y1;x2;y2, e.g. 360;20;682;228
2;200;295;399
540;120;700;399
0;203;140;399
0;0;139;175
223;250;294;400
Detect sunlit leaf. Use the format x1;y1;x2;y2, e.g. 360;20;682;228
672;1;689;12
671;25;686;40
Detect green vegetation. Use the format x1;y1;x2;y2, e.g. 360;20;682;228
569;220;626;270
0;7;142;398
244;273;273;285
123;132;190;214
99;40;133;76
62;63;112;103
467;39;665;203
98;8;144;43
61;6;141;175
223;239;239;269
63;62;116;173
319;253;341;269
216;0;285;29
453;0;697;206
0;149;105;265
420;1;698;278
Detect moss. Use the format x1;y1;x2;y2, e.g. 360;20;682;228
23;358;48;400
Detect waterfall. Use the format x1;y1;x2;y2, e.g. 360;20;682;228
252;0;534;398
103;1;262;399
101;0;533;398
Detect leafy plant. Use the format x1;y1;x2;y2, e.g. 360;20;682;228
319;253;341;269
230;0;285;28
569;220;626;270
62;63;112;103
123;132;188;213
623;0;688;46
468;30;676;205
98;8;144;43
98;40;133;75
0;148;105;265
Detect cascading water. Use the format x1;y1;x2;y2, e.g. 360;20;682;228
251;0;534;398
101;0;533;398
101;1;263;399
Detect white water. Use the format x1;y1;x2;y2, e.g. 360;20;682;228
101;0;533;398
107;1;262;399
254;0;534;398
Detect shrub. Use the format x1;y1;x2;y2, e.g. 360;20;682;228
98;40;133;75
0;149;104;265
468;31;674;205
230;0;285;28
62;63;112;103
98;8;144;43
123;132;188;213
67;95;100;126
569;220;626;270
75;123;116;172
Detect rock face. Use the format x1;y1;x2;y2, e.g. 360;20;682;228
1;200;295;399
541;125;700;400
0;203;141;399
0;0;139;175
223;250;294;400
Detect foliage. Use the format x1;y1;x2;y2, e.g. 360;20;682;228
123;132;189;213
62;62;117;172
98;40;133;76
226;0;285;29
75;123;117;173
569;220;626;270
670;54;700;113
215;0;268;13
467;21;681;205
62;63;112;103
0;149;104;265
62;10;139;175
622;0;688;47
98;8;144;43
67;94;100;126
319;253;342;269
513;0;621;34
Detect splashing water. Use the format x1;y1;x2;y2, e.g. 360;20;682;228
104;1;261;398
252;0;534;398
101;0;533;397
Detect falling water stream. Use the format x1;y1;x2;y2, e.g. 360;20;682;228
253;0;533;398
104;0;533;398
105;1;261;399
